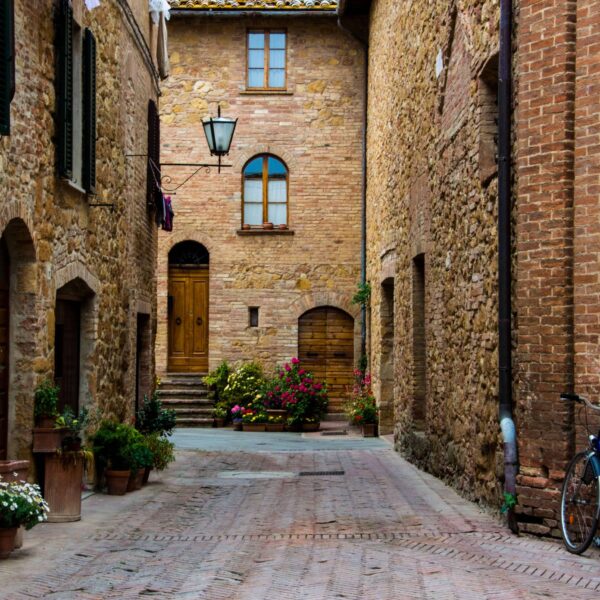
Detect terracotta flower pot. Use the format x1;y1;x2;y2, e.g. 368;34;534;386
142;466;152;485
243;423;266;432
262;222;274;230
214;418;225;428
32;427;68;453
266;423;285;432
127;469;144;492
266;409;287;419
44;453;84;523
362;424;377;438
278;224;288;230
0;528;17;559
36;416;56;429
303;422;320;432
233;419;243;431
105;469;130;495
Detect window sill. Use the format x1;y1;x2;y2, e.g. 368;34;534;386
236;229;295;236
240;90;293;96
60;178;88;196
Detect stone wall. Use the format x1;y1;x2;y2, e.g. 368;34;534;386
0;0;159;461
366;0;502;505
156;15;364;376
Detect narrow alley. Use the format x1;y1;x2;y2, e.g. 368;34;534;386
2;432;599;599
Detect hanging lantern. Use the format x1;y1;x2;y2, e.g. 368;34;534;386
202;106;238;158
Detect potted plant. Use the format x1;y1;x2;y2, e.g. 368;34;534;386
231;405;244;431
136;392;176;437
126;440;154;492
346;370;378;437
266;415;285;432
0;478;49;559
242;409;268;432
32;381;67;453
143;433;175;484
221;362;265;409
91;421;139;495
213;405;228;427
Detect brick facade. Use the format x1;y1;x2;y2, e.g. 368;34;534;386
0;0;159;462
155;11;364;378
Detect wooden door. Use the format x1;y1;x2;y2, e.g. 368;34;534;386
55;300;81;415
299;307;354;414
0;241;9;460
168;267;209;373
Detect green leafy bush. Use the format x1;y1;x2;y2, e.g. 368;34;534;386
34;380;60;419
346;371;378;425
91;421;142;471
127;441;154;471
144;433;175;471
222;362;265;407
203;361;231;402
136;391;176;436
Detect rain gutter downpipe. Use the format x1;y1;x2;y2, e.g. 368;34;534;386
337;5;368;363
498;0;519;534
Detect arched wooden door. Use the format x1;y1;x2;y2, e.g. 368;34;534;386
168;242;209;373
298;307;354;415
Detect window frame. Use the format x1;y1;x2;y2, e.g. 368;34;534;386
241;154;289;228
246;29;287;91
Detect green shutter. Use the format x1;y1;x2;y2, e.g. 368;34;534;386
0;0;15;136
147;100;160;208
82;28;96;194
56;0;73;179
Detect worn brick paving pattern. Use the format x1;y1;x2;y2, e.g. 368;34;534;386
1;448;599;598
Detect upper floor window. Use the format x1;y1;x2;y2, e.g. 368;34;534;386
247;30;286;90
56;0;97;194
243;155;288;226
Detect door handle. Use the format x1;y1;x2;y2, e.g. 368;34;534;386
175;317;182;326
197;317;203;326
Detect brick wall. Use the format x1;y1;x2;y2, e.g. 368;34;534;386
0;0;158;460
156;15;364;376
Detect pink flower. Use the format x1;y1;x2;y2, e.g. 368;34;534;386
285;364;291;372
291;357;300;365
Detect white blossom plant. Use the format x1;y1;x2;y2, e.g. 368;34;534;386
0;477;50;530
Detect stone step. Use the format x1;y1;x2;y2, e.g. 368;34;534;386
161;397;213;406
323;413;348;422
172;406;214;415
160;380;208;388
158;388;211;398
175;417;214;428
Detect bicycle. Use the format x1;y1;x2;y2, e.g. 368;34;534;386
559;392;600;554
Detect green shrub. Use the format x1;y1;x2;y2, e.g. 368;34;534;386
136;391;176;436
203;361;231;402
144;433;175;471
127;441;154;471
222;361;265;408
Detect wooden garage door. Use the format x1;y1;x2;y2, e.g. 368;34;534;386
298;307;354;414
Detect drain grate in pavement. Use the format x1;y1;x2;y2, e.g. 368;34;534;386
298;470;345;477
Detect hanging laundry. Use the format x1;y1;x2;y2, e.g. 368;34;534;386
155;191;166;228
163;196;174;232
85;0;101;10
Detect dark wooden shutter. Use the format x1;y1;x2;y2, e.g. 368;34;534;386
82;28;96;194
0;0;15;136
56;0;73;179
147;99;161;208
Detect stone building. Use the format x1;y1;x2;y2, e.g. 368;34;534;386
0;0;160;464
156;0;364;419
340;0;600;536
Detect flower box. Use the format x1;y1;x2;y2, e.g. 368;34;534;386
32;427;69;453
266;423;285;432
243;423;266;432
302;422;320;432
44;453;84;523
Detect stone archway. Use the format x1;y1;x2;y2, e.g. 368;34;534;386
1;218;38;460
167;241;210;373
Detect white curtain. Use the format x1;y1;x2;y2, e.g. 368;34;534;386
268;179;287;203
268;204;286;225
244;179;263;225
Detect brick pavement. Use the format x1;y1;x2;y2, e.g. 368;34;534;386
1;439;599;599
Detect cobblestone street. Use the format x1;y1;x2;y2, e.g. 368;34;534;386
1;431;599;599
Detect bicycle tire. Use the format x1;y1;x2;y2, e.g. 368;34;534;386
560;451;600;554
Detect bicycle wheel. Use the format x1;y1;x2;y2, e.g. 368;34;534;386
560;451;600;554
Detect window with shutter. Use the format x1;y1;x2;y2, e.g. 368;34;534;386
82;29;96;194
147;100;161;208
0;0;15;136
56;0;74;179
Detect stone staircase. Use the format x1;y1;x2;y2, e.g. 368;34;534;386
158;374;214;428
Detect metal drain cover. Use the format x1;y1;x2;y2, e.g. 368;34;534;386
218;471;296;479
298;471;345;477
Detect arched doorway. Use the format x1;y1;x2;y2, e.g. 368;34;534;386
0;239;9;459
168;241;209;373
298;306;354;415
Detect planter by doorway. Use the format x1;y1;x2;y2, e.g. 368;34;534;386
32;427;68;453
362;424;377;438
302;422;320;432
266;423;285;432
105;469;130;496
0;527;17;560
243;423;266;432
233;419;243;431
142;466;152;485
127;469;144;492
44;453;84;523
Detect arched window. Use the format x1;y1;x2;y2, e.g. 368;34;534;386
243;154;288;226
